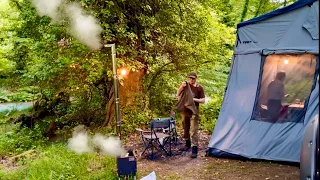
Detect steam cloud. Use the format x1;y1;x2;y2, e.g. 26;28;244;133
31;0;64;22
64;3;103;50
67;125;126;157
92;134;127;157
67;131;93;154
30;0;102;50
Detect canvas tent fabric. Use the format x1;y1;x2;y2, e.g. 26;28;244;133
208;0;319;163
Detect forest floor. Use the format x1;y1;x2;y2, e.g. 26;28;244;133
125;131;300;180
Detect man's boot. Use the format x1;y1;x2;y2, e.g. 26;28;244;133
179;140;191;151
191;146;198;158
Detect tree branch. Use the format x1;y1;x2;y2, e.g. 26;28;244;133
147;62;174;90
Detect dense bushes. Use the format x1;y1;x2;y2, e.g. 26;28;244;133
0;86;40;103
0;120;47;157
200;95;224;133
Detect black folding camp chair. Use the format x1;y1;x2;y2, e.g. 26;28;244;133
136;118;172;159
158;116;179;145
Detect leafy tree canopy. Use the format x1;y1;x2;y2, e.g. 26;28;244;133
0;0;287;129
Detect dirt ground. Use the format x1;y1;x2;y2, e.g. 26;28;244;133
125;131;300;180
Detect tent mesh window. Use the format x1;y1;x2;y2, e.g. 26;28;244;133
252;54;317;123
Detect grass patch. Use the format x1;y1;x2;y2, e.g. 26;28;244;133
0;143;118;180
1;110;119;179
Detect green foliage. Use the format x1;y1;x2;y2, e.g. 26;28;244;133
146;71;181;115
7;91;38;102
57;90;106;127
0;109;40;156
0;59;16;77
200;94;223;133
0;0;289;136
197;62;228;132
0;124;47;156
198;62;229;97
0;0;20;77
201;0;237;27
0;86;39;103
284;80;314;104
230;0;291;23
0;108;30;124
0;90;11;102
0;143;118;180
121;107;150;134
240;0;250;22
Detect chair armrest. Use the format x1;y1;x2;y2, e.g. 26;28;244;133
170;119;176;123
135;128;151;133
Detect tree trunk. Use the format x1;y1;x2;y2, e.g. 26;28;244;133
240;0;250;22
254;0;265;17
102;87;115;127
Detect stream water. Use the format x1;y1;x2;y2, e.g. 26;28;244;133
0;102;33;113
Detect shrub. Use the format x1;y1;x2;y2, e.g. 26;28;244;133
0;86;40;103
121;107;150;135
200;95;223;133
0;124;47;156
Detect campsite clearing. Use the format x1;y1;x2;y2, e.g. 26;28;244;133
126;131;300;180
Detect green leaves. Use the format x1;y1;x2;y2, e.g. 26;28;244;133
0;0;288;131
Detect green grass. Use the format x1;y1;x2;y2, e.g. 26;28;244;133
0;143;118;180
0;110;119;180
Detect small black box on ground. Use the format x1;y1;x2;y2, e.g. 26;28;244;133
117;156;137;179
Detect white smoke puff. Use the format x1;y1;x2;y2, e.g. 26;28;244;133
72;124;87;136
67;131;93;154
64;2;102;50
92;134;126;157
31;0;64;22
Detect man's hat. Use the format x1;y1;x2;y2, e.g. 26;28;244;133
188;71;197;78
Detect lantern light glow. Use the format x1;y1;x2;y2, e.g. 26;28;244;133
120;68;127;76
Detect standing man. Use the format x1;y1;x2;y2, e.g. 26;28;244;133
176;71;205;158
267;71;289;122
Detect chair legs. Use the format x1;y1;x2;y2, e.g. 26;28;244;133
141;139;161;159
169;139;172;156
172;129;179;145
141;137;172;158
158;137;172;156
166;128;179;145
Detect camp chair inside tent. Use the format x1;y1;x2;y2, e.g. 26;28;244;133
136;118;173;159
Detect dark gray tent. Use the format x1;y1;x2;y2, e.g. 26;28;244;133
208;0;319;163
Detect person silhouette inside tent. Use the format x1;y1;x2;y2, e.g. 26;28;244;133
267;71;289;122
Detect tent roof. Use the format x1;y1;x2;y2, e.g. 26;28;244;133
237;0;318;29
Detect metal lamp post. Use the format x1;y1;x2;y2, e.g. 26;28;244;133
104;44;121;139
